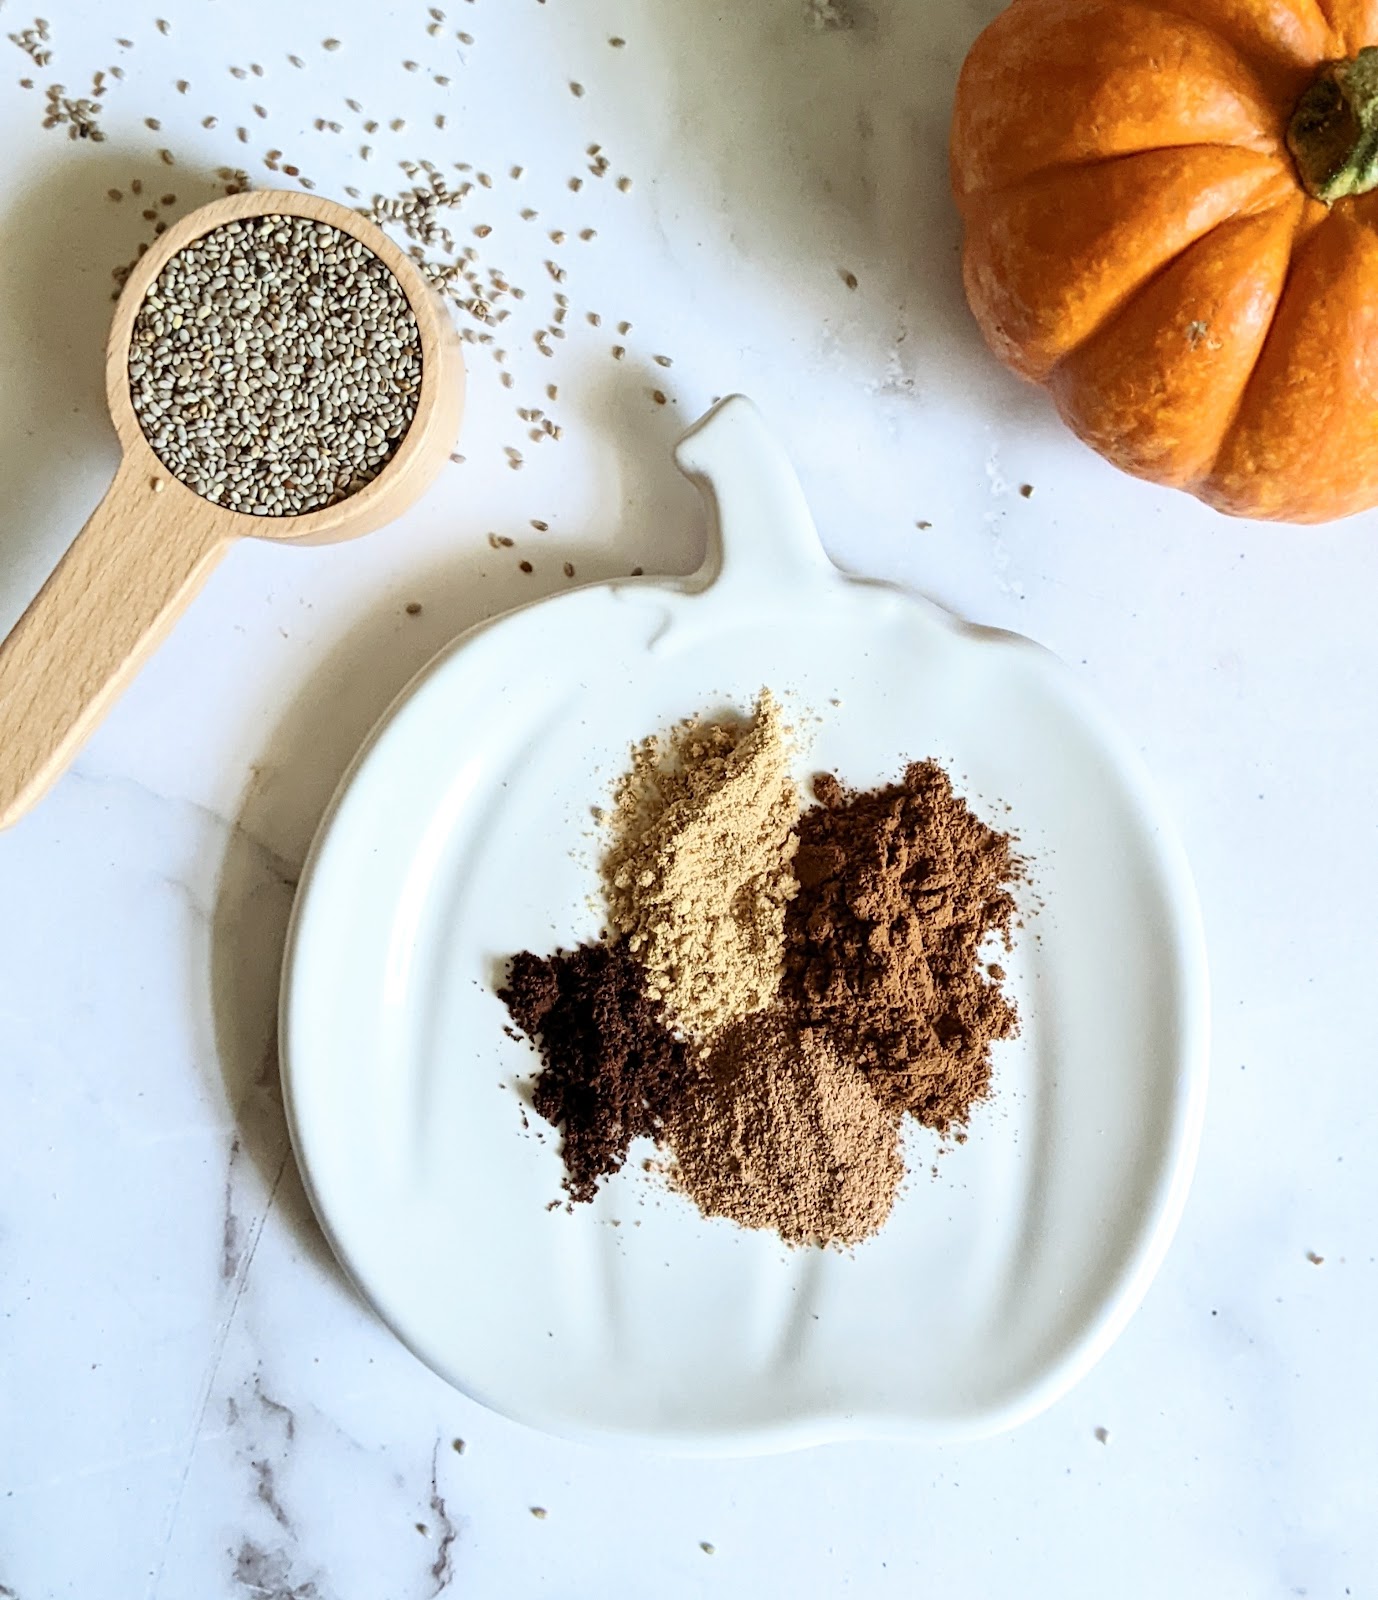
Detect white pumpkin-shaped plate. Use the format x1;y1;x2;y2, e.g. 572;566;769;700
281;396;1208;1452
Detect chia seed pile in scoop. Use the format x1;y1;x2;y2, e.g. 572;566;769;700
127;215;422;516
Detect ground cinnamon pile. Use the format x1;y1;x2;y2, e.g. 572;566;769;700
786;762;1020;1127
498;942;695;1203
602;690;799;1039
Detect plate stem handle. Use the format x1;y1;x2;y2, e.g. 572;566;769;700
675;396;836;597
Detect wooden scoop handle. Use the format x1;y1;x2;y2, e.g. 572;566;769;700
0;461;229;827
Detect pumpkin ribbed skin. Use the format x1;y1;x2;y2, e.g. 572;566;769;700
951;0;1378;523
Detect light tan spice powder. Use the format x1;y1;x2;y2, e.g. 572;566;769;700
602;690;799;1040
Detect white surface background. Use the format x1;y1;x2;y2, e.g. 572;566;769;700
0;1;1372;1596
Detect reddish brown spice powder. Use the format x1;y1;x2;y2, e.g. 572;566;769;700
785;761;1020;1129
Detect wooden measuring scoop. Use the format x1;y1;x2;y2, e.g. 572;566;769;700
0;189;465;827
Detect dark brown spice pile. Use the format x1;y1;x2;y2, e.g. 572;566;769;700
498;942;696;1203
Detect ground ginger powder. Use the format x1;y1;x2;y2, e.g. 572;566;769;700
602;690;800;1041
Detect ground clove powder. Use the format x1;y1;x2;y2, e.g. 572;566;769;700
498;942;695;1203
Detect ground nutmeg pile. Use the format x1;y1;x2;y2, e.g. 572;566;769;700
500;692;1024;1248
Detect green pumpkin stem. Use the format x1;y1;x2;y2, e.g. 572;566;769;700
1289;47;1378;203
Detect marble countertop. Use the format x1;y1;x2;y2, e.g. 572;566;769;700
0;1;1373;1595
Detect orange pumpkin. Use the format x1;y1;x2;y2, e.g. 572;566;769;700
951;0;1378;523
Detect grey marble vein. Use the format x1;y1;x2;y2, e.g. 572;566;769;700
426;1440;458;1597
